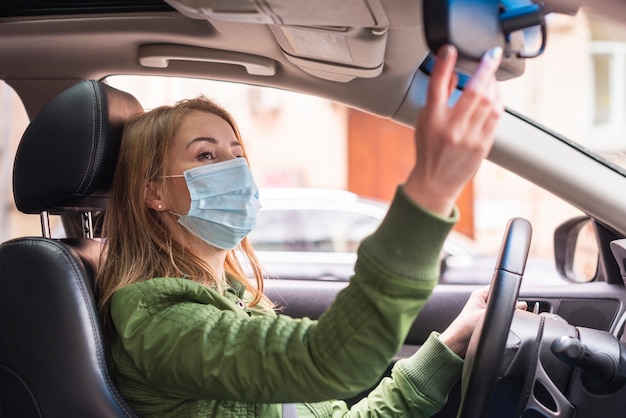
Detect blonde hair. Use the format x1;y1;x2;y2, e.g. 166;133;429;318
97;96;267;326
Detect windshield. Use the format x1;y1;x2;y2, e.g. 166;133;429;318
501;9;626;172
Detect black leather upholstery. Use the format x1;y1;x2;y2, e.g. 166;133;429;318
14;80;142;214
0;80;142;417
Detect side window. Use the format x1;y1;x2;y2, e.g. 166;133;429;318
0;81;51;242
589;41;626;149
250;208;381;253
317;211;380;253
251;209;304;251
106;75;579;286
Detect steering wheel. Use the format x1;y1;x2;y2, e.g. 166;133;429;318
457;217;532;418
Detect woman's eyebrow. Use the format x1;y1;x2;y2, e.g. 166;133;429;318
185;137;217;149
185;137;242;149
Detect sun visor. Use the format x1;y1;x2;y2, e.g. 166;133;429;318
163;0;387;26
268;25;386;82
164;0;391;82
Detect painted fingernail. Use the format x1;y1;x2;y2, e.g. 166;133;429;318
485;46;503;62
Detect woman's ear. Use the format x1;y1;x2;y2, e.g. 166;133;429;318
145;181;165;211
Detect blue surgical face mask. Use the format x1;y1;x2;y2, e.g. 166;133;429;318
166;158;261;250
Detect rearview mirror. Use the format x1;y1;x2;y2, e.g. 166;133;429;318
422;0;549;80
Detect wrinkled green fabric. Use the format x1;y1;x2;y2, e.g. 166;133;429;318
110;186;463;417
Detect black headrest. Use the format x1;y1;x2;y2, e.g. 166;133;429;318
13;80;143;214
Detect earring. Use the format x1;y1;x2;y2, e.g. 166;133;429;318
157;204;163;210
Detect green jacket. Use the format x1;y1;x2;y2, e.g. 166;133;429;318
110;187;464;417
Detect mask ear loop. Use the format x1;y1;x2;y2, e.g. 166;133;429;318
151;174;186;216
157;174;185;179
153;204;182;218
168;210;183;218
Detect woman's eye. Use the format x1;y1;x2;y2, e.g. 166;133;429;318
198;151;215;161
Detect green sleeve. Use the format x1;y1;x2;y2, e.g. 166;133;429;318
297;333;463;418
111;186;457;403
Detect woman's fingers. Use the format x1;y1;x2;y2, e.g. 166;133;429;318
404;45;504;216
452;47;503;127
465;46;503;93
448;71;459;99
465;77;501;144
438;286;490;357
427;45;458;111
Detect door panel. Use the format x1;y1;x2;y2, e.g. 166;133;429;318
265;278;626;416
266;280;626;345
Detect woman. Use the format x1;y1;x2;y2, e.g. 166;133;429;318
97;44;506;417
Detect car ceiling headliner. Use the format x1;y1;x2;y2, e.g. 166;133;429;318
3;0;626;120
0;1;428;122
3;0;626;117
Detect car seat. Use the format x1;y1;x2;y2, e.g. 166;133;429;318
0;80;143;417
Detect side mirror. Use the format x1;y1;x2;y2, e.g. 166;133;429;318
554;216;599;282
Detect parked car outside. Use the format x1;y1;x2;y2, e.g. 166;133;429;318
250;188;566;285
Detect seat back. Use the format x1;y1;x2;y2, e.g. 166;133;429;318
0;80;143;417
